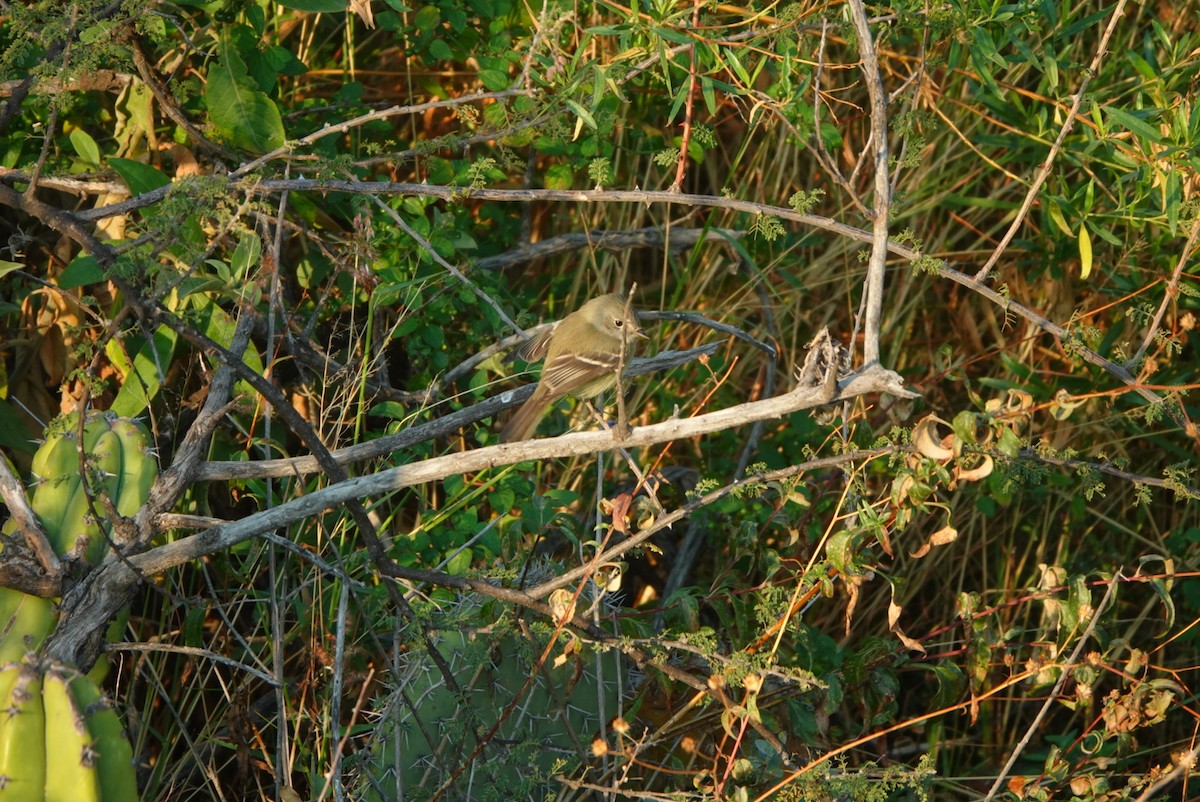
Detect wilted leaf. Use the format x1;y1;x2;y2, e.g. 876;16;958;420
910;524;958;558
912;415;954;461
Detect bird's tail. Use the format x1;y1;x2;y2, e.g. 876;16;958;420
500;391;550;443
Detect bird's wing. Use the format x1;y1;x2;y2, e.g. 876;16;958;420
514;325;555;363
540;351;621;397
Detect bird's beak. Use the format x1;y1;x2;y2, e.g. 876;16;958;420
631;324;649;340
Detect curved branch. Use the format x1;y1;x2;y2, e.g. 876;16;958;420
132;358;906;578
0;184;118;265
195;344;721;481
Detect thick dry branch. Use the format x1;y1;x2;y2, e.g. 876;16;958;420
0;70;131;97
195;344;720;481
0;166;126;196
0;450;60;575
847;0;892;366
37;310;255;668
77;181;881;246
21;173;1187;435
133;360;907;577
0;184;118;265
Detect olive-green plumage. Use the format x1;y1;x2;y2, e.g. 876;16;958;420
501;293;647;442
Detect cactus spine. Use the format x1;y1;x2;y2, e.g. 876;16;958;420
0;660;47;799
0;658;137;802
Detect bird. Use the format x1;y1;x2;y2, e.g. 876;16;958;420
500;293;648;442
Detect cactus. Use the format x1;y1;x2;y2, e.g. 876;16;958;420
27;412;157;565
0;656;138;802
0;412;156;668
0;593;56;669
352;595;626;802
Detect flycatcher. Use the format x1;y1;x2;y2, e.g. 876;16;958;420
500;293;647;442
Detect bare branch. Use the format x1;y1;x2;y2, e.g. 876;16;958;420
132;349;908;577
194;344;720;482
0;451;60;576
847;0;891;367
1126;213;1200;369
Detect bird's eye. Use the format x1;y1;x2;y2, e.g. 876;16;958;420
614;318;624;327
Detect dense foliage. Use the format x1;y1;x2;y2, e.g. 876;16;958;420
0;0;1198;799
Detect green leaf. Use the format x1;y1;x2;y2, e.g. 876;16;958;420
444;547;472;575
825;529;857;575
544;163;574;189
246;3;266;34
108;325;178;417
276;0;344;10
970;27;1007;69
1046;198;1072;236
1127;51;1158;82
367;400;408;420
700;75;716;116
413;5;440;29
199;299;267;392
109;157;170;195
1166;169;1182;233
206;63;287;154
488;486;515;512
427;38;453;60
564;99;597;131
0;260;22;280
69;128;100;166
996;427;1022;458
1137;555;1176;635
1042;51;1059;89
724;46;753;87
1077;223;1093;280
478;68;509;91
950;410;978;446
231;233;262;280
183;604;207;648
264;46;308;77
1057;4;1116;39
1104;106;1163;144
58;254;106;289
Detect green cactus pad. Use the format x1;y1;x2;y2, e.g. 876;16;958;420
0;657;138;802
353;596;626;801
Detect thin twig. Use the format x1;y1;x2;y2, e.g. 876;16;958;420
194;344;720;482
812;18;870;216
107;642;282;687
981;571;1123;801
670;0;701;192
974;0;1130;282
1126;213;1200;369
1132;743;1200;802
473;226;743;271
613;284;639;439
364;192;525;336
229;90;532;180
